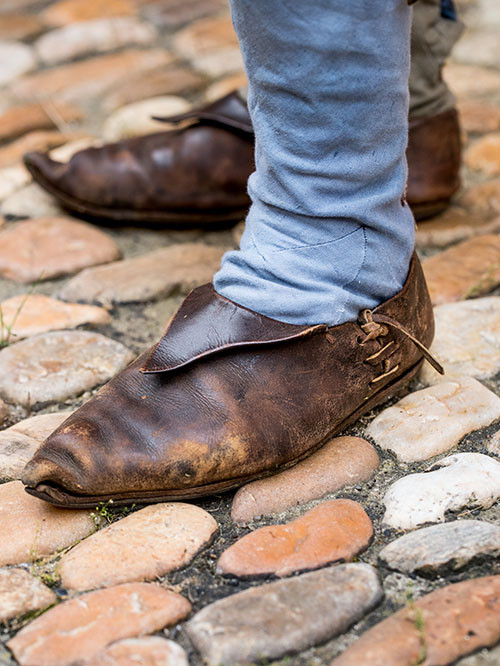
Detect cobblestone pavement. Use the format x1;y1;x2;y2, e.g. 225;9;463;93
1;1;500;665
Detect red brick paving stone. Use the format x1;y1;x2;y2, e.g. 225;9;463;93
10;50;173;105
7;583;191;666
415;207;500;249
218;499;373;579
186;563;382;666
0;102;84;144
0;217;120;283
329;576;500;666
35;17;157;67
231;436;379;524
58;503;218;591
0;568;56;623
0;330;134;407
0;481;96;566
443;63;500;99
140;0;226;29
422;234;500;305
0;14;44;41
0;411;73;481
0;294;111;340
458;100;500;134
104;67;205;111
41;0;137;27
59;243;227;306
460;179;500;217
0;130;87;170
86;637;189;666
465;134;500;177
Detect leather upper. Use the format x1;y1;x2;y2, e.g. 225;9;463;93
22;254;435;503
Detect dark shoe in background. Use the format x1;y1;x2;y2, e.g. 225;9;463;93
24;93;254;227
407;108;462;220
24;93;461;226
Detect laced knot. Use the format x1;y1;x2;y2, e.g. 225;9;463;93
357;309;444;376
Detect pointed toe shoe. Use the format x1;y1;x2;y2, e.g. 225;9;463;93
23;92;254;227
22;254;441;508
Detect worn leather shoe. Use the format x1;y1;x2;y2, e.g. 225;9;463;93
22;254;442;508
24;93;460;226
24;93;254;226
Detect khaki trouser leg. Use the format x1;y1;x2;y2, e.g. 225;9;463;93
409;0;464;120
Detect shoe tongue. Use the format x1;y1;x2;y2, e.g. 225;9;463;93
141;284;325;373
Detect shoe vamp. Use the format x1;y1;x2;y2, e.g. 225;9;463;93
33;339;365;496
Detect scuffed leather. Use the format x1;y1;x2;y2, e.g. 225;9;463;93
23;254;435;503
407;108;461;212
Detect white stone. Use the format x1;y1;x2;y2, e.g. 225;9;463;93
35;18;157;66
49;137;101;163
366;377;500;462
421;297;500;386
383;453;500;531
0;41;37;87
101;96;189;141
0;165;31;203
1;182;63;219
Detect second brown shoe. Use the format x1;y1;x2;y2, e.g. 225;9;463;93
24;94;461;226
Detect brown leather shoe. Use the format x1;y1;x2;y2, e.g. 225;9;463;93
407;108;462;220
22;254;441;508
24;94;461;226
23;93;254;226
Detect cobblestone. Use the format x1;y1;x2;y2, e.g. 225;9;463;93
0;217;120;283
187;564;382;666
0;568;56;623
219;499;373;578
378;520;500;575
0;481;96;565
0;330;133;407
7;584;191;666
231;436;379;523
58;503;218;591
366;377;500;462
383;453;500;530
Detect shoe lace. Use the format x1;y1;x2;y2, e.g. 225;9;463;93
358;309;444;383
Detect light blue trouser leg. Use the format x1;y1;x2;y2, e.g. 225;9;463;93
213;0;415;326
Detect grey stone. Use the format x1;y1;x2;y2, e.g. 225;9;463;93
379;520;500;575
186;563;382;666
0;330;134;407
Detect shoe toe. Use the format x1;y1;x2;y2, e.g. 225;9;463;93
23;151;67;188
